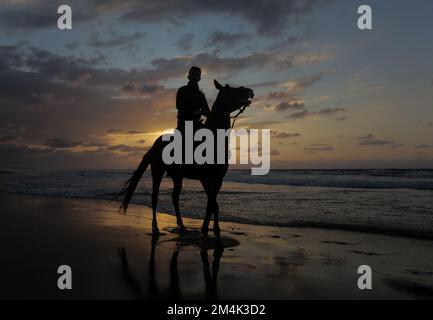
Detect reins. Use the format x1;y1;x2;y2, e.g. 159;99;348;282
230;104;248;129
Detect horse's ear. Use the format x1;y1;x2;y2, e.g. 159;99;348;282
214;79;223;90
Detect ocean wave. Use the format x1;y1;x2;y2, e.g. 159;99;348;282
224;169;433;190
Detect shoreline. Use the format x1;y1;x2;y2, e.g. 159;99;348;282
1;192;433;299
1;191;433;241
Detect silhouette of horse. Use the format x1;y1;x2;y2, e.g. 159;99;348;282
118;79;254;237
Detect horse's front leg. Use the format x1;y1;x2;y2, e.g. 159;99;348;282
172;176;187;233
212;200;220;237
201;199;213;237
212;179;223;237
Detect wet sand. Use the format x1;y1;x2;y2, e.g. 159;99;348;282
0;192;433;299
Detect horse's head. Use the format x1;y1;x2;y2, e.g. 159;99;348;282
213;79;254;115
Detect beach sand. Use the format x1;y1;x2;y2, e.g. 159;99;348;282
0;192;432;300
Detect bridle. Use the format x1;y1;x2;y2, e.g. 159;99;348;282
230;104;249;129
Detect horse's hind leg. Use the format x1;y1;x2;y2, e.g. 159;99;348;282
151;165;164;236
172;176;187;233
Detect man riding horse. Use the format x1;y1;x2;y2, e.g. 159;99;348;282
118;68;254;238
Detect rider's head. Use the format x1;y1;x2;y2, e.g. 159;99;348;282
188;66;201;84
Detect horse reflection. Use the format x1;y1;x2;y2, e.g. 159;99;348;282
118;236;224;299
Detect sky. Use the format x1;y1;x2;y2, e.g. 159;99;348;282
0;0;432;169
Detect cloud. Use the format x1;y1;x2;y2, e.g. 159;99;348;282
106;128;145;135
175;33;194;51
44;138;83;149
205;31;252;49
414;144;433;149
357;134;403;149
293;52;332;65
0;1;95;30
257;73;326;115
107;144;147;153
120;81;167;97
336;116;349;121
287;110;311;119
286;107;346;119
271;131;301;139
258;73;325;107
0;0;334;37
88;31;146;48
280;73;324;93
0;123;26;142
106;128;123;134
150;51;294;79
118;0;333;36
317;107;347;116
274;101;305;112
270;148;280;155
428;122;433;127
65;41;80;50
304;144;334;153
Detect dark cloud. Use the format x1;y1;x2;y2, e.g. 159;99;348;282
83;142;108;148
0;123;26;142
107;144;147;153
0;1;95;30
0;0;333;36
44;138;83;149
175;33;194;51
0;143;53;156
304;144;333;153
206;31;252;49
65;41;80;50
358;139;394;146
287;110;311;119
106;128;123;134
270;149;280;155
258;73;325;108
414;144;433;149
150;51;294;79
119;0;332;35
88;31;146;48
275;101;305;112
271;131;301;139
105;128;145;135
336;116;349;121
317;107;347;116
357;134;403;148
120;82;166;97
286;107;346;119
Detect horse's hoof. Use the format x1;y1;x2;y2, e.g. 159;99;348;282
201;229;209;238
152;228;160;237
179;226;188;234
213;228;221;238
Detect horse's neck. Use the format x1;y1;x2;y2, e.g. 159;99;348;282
205;95;230;131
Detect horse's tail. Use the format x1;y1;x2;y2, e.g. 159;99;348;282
117;145;154;213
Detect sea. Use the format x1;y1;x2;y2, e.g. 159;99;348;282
1;169;433;239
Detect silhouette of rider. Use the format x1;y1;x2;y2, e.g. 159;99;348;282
176;66;210;132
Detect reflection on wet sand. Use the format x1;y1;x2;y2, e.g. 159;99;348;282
119;231;227;299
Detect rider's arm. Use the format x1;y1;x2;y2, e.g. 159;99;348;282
199;92;210;116
176;87;185;113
